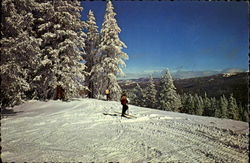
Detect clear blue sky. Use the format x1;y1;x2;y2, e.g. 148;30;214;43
81;1;248;75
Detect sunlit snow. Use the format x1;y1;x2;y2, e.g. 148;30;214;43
1;98;249;162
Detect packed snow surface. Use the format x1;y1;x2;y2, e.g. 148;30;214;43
1;98;249;162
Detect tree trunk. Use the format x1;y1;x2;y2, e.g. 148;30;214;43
55;85;65;100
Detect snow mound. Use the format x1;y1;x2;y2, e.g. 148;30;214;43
1;98;249;162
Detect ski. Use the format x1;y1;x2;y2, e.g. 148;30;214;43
103;113;119;116
121;115;134;119
103;112;136;119
114;111;137;118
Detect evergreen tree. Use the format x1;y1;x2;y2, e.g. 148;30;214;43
228;94;239;120
93;0;128;100
203;92;211;116
180;93;189;113
158;70;182;111
209;97;217;117
214;100;221;118
145;76;157;109
84;10;100;98
198;96;205;115
0;0;41;106
180;93;188;106
132;83;145;107
242;105;249;122
194;94;203;115
186;94;195;114
238;103;244;121
33;0;87;100
124;88;136;105
219;95;228;118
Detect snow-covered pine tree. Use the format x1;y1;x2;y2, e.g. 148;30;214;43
145;76;158;109
202;92;211;116
180;93;188;105
214;101;221;118
218;95;228;118
158;70;182;112
33;0;88;100
0;0;42;106
198;95;205;115
238;103;244;121
241;104;249;122
180;93;189;113
132;83;145;106
186;94;195;114
214;95;224;118
209;97;217;117
84;10;100;98
194;94;203;115
93;0;128;101
227;94;239;120
125;88;136;105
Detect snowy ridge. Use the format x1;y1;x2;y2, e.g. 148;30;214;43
1;99;249;162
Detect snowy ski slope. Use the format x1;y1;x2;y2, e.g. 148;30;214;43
1;98;249;162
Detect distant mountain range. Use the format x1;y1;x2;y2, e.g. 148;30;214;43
119;68;247;80
118;72;248;106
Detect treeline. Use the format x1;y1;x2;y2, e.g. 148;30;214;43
180;93;248;122
1;0;127;107
125;70;249;122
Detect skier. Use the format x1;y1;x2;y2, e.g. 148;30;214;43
120;92;129;117
105;89;110;101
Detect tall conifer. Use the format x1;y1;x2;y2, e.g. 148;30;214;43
228;94;239;120
158;70;182;111
94;1;128;100
145;76;157;109
0;0;41;106
33;0;87;100
84;10;100;98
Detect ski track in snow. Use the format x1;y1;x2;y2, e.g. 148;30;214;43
1;98;249;162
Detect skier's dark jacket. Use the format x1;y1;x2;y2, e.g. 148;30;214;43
120;95;128;105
